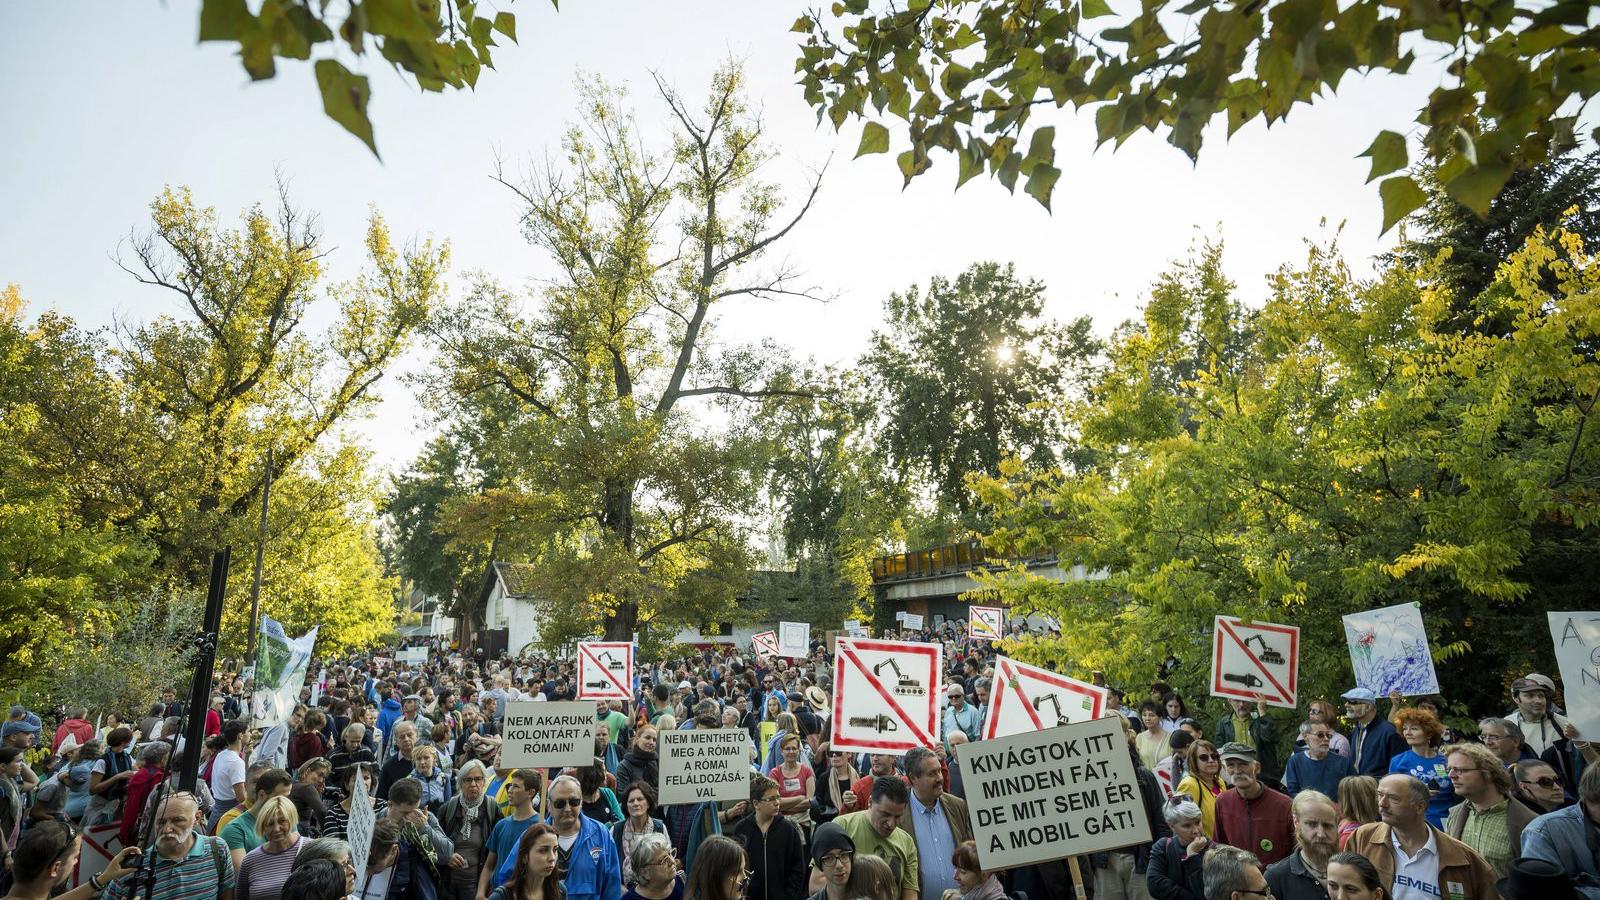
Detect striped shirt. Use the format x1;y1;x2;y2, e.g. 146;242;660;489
322;798;388;840
104;835;235;900
237;837;305;900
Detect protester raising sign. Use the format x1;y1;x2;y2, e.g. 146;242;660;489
576;641;633;701
498;701;595;769
1548;612;1600;738
658;728;751;805
956;715;1152;871
969;606;1003;641
251;616;318;728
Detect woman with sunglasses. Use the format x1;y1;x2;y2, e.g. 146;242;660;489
683;835;747;900
622;833;684;900
488;823;565;900
808;743;857;827
1174;740;1224;838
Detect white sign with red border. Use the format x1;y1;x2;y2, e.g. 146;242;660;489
752;630;780;657
778;621;811;658
831;636;943;755
1209;615;1299;709
982;655;1108;739
576;640;634;700
970;606;1003;641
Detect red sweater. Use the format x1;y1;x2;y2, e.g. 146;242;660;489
1213;785;1294;865
53;719;95;753
120;767;166;846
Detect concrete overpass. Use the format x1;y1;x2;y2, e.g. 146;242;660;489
870;540;1102;628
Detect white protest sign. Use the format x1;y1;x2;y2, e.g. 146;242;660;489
830;636;942;755
958;715;1152;870
902;613;924;629
1549;612;1600;738
970;606;1003;641
347;767;376;877
1209;616;1300;709
397;647;427;664
498;701;596;769
983;656;1107;740
576;641;634;700
895;611;906;622
658;728;752;805
778;621;811;659
752;631;780;657
1343;602;1440;696
844;619;867;637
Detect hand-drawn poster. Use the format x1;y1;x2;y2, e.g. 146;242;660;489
1342;602;1440;697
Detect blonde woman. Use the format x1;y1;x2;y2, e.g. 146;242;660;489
1174;740;1224;838
237;794;304;900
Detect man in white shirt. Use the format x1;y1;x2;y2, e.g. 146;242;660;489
207;721;248;832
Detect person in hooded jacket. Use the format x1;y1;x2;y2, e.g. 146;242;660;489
731;775;806;900
615;727;660;795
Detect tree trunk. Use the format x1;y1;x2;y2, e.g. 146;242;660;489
601;476;639;641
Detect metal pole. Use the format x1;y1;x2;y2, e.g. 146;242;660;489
179;547;230;793
245;448;273;665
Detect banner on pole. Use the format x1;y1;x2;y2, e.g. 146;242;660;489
970;606;1003;641
1342;602;1440;696
982;656;1106;740
830;636;942;755
844;619;867;637
251;616;318;728
778;621;811;659
576;641;634;700
658;728;752;805
498;701;596;769
1549;612;1600;738
752;631;780;657
1209;616;1299;709
902;613;924;629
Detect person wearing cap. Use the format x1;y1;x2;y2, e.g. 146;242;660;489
942;687;980;744
1520;763;1600;900
820;776;919;900
1211;742;1293;865
1342;688;1406;778
808;821;857;900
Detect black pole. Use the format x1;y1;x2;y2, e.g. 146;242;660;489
179;547;230;794
245;449;273;666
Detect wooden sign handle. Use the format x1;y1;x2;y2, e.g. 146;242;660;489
1067;857;1088;900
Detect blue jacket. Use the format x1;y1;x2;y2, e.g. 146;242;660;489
497;814;621;900
376;697;403;748
1347;718;1406;777
1522;804;1600;900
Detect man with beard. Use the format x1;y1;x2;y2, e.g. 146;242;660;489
1;820;138;900
104;792;236;900
1264;791;1339;900
1212;743;1293;866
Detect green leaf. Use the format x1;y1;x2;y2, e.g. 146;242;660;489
1444;163;1514;217
315;59;379;158
363;0;433;41
1358;130;1408;183
199;0;252;41
1081;0;1114;18
856;121;891;158
1024;162;1061;210
791;15;814;33
493;12;517;42
1377;174;1426;234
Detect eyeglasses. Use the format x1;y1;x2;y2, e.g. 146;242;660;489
1195;754;1217;762
551;798;582;809
758;794;782;804
1445;766;1478;776
1520;776;1561;789
828;751;845;757
1480;733;1509;743
819;852;852;869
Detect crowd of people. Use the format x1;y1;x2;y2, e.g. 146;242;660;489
0;618;1594;900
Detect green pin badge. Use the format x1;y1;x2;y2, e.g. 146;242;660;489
1259;839;1273;853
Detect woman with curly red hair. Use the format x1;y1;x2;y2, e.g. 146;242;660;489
1387;706;1455;827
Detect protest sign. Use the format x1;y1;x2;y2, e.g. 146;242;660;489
397;646;427;664
844;619;866;637
778;621;811;658
659;728;752;805
347;767;376;878
1343;602;1440;696
576;641;634;700
957;715;1152;870
1209;616;1299;709
831;636;942;755
752;630;780;657
251;616;318;728
982;656;1106;740
902;613;924;629
970;606;1003;641
1549;612;1600;738
498;701;595;769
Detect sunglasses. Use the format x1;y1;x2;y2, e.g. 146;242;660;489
1520;776;1561;789
1195;754;1217;762
551;798;582;809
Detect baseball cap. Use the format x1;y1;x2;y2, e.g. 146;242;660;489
1511;674;1556;696
677;680;692;690
1;719;40;738
1217;742;1257;763
1341;688;1377;703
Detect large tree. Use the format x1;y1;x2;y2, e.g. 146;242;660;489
865;261;1099;526
424;66;825;645
796;0;1600;226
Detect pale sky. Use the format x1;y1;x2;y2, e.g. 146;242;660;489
1;1;1436;476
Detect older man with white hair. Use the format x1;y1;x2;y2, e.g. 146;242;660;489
103;791;236;900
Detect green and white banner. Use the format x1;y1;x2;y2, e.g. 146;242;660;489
250;616;319;728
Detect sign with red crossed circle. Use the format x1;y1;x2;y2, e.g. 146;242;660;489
576;641;633;701
831;636;942;755
752;630;780;657
969;606;1003;640
982;655;1107;740
1209;616;1299;709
